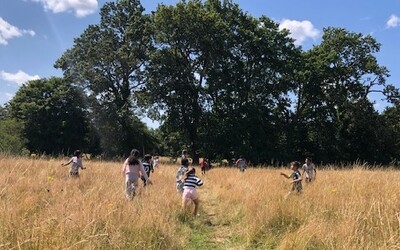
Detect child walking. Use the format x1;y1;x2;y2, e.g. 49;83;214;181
302;157;317;183
235;156;247;172
200;158;209;175
182;167;203;216
141;154;154;187
153;156;159;169
176;158;190;193
61;150;85;177
280;161;303;196
121;149;152;199
181;149;189;162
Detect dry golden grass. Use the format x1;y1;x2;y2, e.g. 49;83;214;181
1;157;400;249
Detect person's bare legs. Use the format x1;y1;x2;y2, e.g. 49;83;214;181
182;197;190;211
193;198;200;215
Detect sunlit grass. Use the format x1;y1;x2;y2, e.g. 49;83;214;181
1;156;400;249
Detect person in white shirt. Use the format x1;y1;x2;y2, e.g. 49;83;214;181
302;157;317;183
153;156;159;168
61;150;85;177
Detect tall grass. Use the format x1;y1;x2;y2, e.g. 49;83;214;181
0;157;400;249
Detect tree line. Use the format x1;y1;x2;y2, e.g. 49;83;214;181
1;0;400;165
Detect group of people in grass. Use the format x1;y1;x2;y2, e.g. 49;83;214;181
61;149;316;216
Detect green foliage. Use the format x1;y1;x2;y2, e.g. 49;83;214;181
7;77;94;155
55;0;158;155
146;0;223;162
288;27;397;164
146;0;300;163
380;105;400;164
0;117;27;155
44;0;399;164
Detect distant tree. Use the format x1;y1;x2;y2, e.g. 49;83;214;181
145;0;219;163
55;0;157;156
145;0;300;164
7;77;94;155
0;105;6;118
291;27;397;163
381;105;400;164
0;117;27;155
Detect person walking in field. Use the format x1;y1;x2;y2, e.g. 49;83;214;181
61;150;85;177
153;156;160;169
121;149;152;199
235;156;247;172
176;158;190;193
181;149;188;159
182;167;203;216
141;154;154;187
200;158;209;175
280;161;303;196
302;157;317;183
181;149;189;163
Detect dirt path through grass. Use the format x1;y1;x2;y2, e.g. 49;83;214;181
186;175;245;250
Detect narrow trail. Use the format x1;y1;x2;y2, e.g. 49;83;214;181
201;188;233;246
187;173;245;250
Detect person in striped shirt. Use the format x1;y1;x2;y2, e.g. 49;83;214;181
182;167;203;216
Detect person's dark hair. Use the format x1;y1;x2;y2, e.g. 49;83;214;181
128;149;140;165
144;154;152;162
291;161;301;169
186;167;195;177
73;150;81;157
130;149;140;157
181;158;189;166
182;149;188;155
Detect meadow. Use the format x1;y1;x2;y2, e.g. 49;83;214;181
1;156;400;249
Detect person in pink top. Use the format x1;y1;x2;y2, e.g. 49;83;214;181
121;149;152;199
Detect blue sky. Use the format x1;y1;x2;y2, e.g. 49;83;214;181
0;0;399;127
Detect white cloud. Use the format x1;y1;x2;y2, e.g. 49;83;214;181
0;18;36;45
279;19;320;46
5;93;14;101
0;70;40;86
31;0;98;17
0;92;14;105
386;14;400;28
